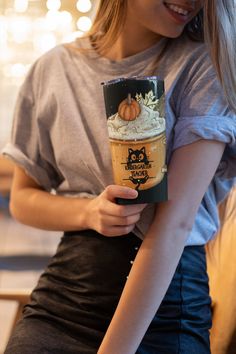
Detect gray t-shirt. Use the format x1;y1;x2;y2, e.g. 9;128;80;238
2;35;236;245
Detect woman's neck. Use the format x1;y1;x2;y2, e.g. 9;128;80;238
102;17;163;61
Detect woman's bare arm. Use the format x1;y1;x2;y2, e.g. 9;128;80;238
10;166;146;235
98;139;225;354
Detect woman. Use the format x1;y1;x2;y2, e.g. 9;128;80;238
2;1;236;353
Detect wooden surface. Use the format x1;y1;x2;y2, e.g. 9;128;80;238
0;289;31;302
0;156;14;194
0;215;61;353
206;186;236;354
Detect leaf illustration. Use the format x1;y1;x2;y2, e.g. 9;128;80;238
135;90;159;110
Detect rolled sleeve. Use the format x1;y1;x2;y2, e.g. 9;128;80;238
173;115;236;179
3;143;55;190
1;62;64;191
172;53;236;180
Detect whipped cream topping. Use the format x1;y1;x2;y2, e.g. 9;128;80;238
107;104;165;140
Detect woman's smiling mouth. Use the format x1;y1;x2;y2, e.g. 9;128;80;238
163;2;195;23
166;3;189;15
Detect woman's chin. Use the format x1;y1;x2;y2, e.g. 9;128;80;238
154;22;186;39
164;28;185;39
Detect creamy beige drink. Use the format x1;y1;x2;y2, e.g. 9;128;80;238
108;99;166;191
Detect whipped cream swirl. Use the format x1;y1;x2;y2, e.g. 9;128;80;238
107;104;165;140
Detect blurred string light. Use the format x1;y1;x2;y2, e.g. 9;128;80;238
76;0;92;13
62;30;84;43
9;16;31;43
46;0;61;11
45;10;61;31
3;63;28;78
0;16;7;45
0;0;95;79
76;16;92;31
60;11;73;25
14;0;29;13
45;10;73;32
33;32;57;53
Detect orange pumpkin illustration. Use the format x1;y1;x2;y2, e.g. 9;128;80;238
118;93;141;121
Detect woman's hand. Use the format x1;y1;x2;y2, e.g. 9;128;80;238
85;185;147;236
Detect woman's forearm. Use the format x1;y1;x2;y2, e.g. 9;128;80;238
10;186;91;231
98;203;191;354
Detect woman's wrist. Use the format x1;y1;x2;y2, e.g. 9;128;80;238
74;197;95;231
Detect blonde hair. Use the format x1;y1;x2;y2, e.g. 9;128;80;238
84;0;236;112
204;0;236;113
86;0;127;55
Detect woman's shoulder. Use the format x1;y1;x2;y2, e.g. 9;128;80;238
21;38;90;95
170;35;211;68
29;37;88;75
44;36;92;63
30;43;74;74
165;34;217;91
174;34;207;53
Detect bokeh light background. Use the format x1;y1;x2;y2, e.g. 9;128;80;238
0;0;98;149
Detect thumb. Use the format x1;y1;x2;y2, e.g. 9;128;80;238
104;185;138;202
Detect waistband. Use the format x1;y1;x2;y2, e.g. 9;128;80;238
63;230;205;250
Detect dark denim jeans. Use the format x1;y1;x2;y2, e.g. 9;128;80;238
5;230;211;354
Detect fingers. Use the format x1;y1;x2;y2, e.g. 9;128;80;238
103;185;138;202
92;211;138;237
86;185;147;237
121;203;147;216
95;203;146;237
104;200;147;218
103;213;141;227
99;224;136;237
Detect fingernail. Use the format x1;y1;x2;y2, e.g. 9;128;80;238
127;189;138;198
